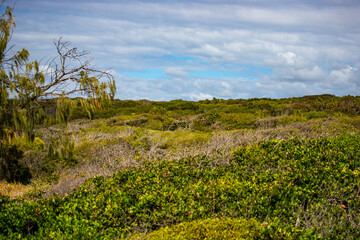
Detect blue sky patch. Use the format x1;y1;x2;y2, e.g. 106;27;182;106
121;69;165;79
189;66;272;80
166;55;195;61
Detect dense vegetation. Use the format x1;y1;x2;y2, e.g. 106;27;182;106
1;133;359;239
3;94;360;187
1;94;360;239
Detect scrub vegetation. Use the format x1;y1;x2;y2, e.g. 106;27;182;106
1;94;360;239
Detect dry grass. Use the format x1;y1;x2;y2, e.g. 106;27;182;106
43;116;360;197
5;115;359;198
0;180;32;198
44;137;140;197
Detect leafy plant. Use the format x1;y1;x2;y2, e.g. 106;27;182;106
1;134;359;239
129;218;261;240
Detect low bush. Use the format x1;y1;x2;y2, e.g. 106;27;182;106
0;143;31;185
1;134;359;239
305;111;329;119
129;218;261;240
220;113;257;129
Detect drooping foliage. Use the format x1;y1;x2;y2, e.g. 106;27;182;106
0;3;116;182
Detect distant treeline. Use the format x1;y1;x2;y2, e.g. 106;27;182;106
34;94;360;131
71;94;360;118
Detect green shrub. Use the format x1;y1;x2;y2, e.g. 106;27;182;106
0;143;32;184
71;105;89;120
145;118;164;131
191;112;221;131
305;111;328;119
167;101;199;112
1;134;359;239
149;106;167;115
161;118;188;131
129;218;261;240
220;113;257;129
276;115;307;125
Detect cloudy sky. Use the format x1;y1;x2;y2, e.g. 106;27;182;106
7;0;360;100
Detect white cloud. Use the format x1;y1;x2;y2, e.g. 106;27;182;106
326;65;358;88
10;0;360;100
279;52;297;65
185;93;213;101
165;67;188;78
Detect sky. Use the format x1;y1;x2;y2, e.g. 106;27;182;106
6;0;360;100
